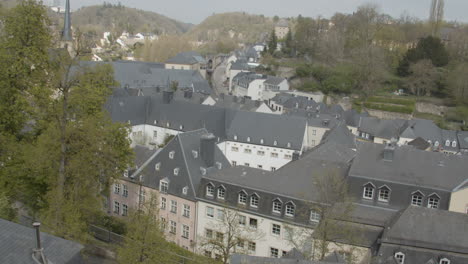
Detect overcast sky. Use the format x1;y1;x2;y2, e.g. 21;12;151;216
63;0;468;24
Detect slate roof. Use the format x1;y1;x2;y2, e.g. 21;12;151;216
407;137;431;150
0;219;84;264
230;60;250;71
271;93;318;110
130;129;231;200
457;131;468;150
305;141;356;164
377;206;468;261
322;122;357;149
264;76;286;86
230;254;339;264
343;109;368;127
441;129;460;152
276;19;289;27
166;51;206;65
400;119;442;143
349;142;468;191
359;117;408;140
212;94;262;112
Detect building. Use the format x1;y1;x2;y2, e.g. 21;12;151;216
357;117;408;144
165;51;207;78
202;94;276;115
231;72;289;101
275;19;290;40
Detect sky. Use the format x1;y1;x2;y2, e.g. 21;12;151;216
60;0;468;24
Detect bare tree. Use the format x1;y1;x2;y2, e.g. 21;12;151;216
198;205;264;264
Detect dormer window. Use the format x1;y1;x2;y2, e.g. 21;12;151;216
250;194;259;208
200;167;207;175
285;202;295;217
155;162;161;171
378;186;391;202
394;252;405;264
179;125;184;130
234;135;238;140
166;122;170;127
169;151;175;159
217;186;226;199
439;258;450;264
272;199;282;214
173;168;180;176
260;139;264;144
247;137;251;142
363;183;375;200
123;170;129;177
160;180;169;193
192;150;198;158
287;142;291;148
206;183;215;197
427;194;440;209
411;191;424;206
216;162;222;170
273;140;278;146
154;120;158;125
435;141;440;147
310;210;321;222
182;186;188;195
445;140;450;147
452;141;457;148
238;191;247;205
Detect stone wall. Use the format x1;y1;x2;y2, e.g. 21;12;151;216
415;102;447;116
366;109;413;120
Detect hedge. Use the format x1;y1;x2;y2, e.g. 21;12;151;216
367;97;415;107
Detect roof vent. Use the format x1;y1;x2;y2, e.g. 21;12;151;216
216;162;222;170
383;142;396;161
200;133;216;167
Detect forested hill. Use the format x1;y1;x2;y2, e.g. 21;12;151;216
71;4;193;37
186;12;275;43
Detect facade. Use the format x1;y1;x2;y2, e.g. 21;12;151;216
275;20;290;39
165;51;207;78
231;72;289;101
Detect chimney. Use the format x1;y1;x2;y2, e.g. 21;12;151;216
255;100;261;107
62;0;72;41
240;97;246;104
200;133;216;167
32;222;48;264
383;142;396;161
292;152;300;161
162;90;174;104
184;90;193;99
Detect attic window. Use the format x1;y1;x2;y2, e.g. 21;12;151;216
206;183;215;197
234;135;238;141
127;120;131;124
362;183;375;200
247;137;251;142
439;258;450;264
285;202;295;217
166;122;170;127
273;140;278;146
123;170;129;178
192;150;199;158
182;186;188;195
200;167;207;175
155;162;161;171
394;252;405;264
287;142;291;148
260;139;264;144
411;191;424;206
250;194;259;208
179;125;184;130
216;162;222;170
169;151;175;159
378;186;391;202
445;140;450;147
154;120;158;125
434;141;440;147
427;194;440;209
452;141;457;148
174;168;180;176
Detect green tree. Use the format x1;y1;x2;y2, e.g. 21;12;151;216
404;59;442;96
267;29;278;55
447;62;468;104
282;30;294;56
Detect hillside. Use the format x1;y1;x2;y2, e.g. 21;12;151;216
186;12;275;43
71;5;193;38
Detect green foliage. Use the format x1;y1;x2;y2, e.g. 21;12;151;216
363;102;414;114
267;29;278;55
366;97;415;107
296;64;357;94
397;36;449;76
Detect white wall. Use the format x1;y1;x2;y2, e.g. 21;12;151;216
256;103;277;115
129;124;180;147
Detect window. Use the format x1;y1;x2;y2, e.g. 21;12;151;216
217;187;226;199
169;151;175;159
312;129;317;135
173;168;179;176
250;194;259;208
238;215;246;226
445;140;450;147
232;161;237;166
216;232;224;242
237;239;245;249
114;183;121;194
270;247;279;258
452;141;457;148
284;154;292;160
238;191;247;204
394;252;405;264
217;209;224;220
192;150;198;158
273;140;278;146
160;181;168;193
182;225;189;239
231;146;239;152
155;162;161;171
272;224;281;235
272;200;282;213
249;218;258;229
234;135;238;140
113;201;120;214
411;192;423;206
260;139;264;144
285;203;295;217
206;206;214;218
153;130;157;138
428;196;440;209
139;189;146;204
122;204;128;216
363;184;375;200
378;186;390;202
160;217;166;230
435;141;440;147
183;204;190;218
204;250;212;258
161;197;166;210
123;170;129;177
287;142;291;148
205;229;213;238
248;241;256;252
271;152;279;158
122;185;128;197
182;186;188;195
170;200;177;213
257;165;263;169
271;167;276;171
440;258;450;264
310;210;321;222
247;137;251;142
244;148;252;154
257;150;265;156
206;184;215;197
169;221;177;234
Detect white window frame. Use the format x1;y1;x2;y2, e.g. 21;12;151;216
238;191;247;205
427;195;440;209
182;225;189;239
217;186;226;199
183;204;190;218
206;184;215;197
250;194;259;208
452;141;457;147
206;206;214;218
378;187;390;202
272;200;282;214
394;252;405;264
285;203;295;217
363;184;375;200
439;258;450;264
169;220;177;234
160;180;169;193
170;200;177;213
445;140;450;147
114;183;121;194
169;151;175;159
122;184;128;197
272;224;281;236
182;186;188;195
173;168;179;176
155;162;161;171
310;210;321;222
161;197;166;210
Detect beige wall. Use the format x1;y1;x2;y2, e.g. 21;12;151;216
449;187;468;214
165;63;195;70
275;26;289;39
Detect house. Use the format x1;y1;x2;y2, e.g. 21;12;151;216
375;206;468;264
343;109;369;135
227;60;250;90
202;94;276;115
231;72;289;101
165;51;207;78
268;93;319;114
347;142;468;212
275;19;290;40
357;117;408;144
457;131;468;155
110;129;231;251
0;219;84;263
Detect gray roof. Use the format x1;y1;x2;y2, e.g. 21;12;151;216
441;129;460;152
349;142;468;191
322;122;357;149
343;109;368;127
407;137;431;150
382;206;468;254
0;219;84;264
230;61;250;71
305;141;356;164
457;131;468;150
359;117;408;140
213;94;262;112
233;72;266;88
230;254;339;264
264;76;286;86
400;119;442;143
271;93;318;109
166;51;206;65
276;19;289;27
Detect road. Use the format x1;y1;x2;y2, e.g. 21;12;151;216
211;61;228;96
